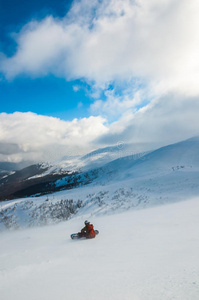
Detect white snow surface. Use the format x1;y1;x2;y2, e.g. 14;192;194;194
1;137;199;230
0;197;199;300
1;138;199;299
34;143;151;178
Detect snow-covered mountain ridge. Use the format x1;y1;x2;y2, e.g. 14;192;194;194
33;142;151;177
0;142;153;200
0;137;199;230
53;136;199;191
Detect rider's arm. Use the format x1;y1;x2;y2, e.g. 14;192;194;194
81;226;86;233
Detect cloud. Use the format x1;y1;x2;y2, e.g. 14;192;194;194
0;94;199;163
97;93;199;146
0;142;21;155
1;0;199;96
90;88;145;120
0;112;108;162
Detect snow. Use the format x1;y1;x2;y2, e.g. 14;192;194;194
0;197;199;300
33;142;152;179
1;137;199;298
1;151;199;230
2;166;199;230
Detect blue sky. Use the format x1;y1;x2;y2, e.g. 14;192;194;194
0;75;93;120
0;0;72;55
0;0;199;163
0;0;91;120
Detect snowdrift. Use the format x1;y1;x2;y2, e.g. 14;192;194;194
0;197;199;300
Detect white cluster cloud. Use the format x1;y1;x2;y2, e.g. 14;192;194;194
1;0;199;96
90;88;144;121
99;93;199;146
0;112;108;162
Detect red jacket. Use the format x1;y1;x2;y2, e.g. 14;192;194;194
81;224;96;239
86;224;95;239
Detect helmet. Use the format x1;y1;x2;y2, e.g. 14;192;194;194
84;220;90;225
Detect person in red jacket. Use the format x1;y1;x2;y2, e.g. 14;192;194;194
78;220;96;239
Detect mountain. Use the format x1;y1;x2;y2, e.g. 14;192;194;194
0;163;77;200
36;142;152;175
52;136;199;196
0;161;35;181
0;143;150;200
104;136;199;179
0;137;199;230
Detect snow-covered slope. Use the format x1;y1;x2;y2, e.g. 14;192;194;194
37;142;152;177
1;137;199;229
104;137;199;179
1;138;199;299
0;143;151;200
0;197;199;300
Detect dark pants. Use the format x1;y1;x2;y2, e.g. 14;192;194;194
78;232;87;238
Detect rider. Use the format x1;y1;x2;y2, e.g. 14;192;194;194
78;220;96;239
